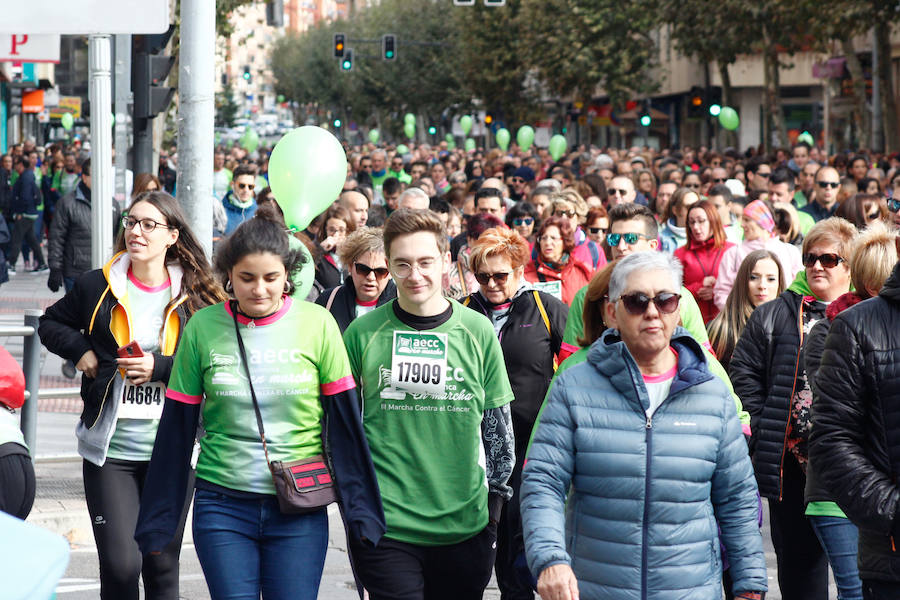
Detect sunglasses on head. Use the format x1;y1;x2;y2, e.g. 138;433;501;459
474;271;510;286
802;253;844;269
354;263;390;278
816;181;840;189
512;217;534;226
617;292;681;316
606;232;648;246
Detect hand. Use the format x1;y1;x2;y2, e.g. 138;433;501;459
702;276;717;288
116;354;156;386
47;269;63;292
76;350;99;379
537;564;579;600
696;286;714;301
320;236;337;252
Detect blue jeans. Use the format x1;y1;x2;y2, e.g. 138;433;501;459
809;515;863;600
192;488;328;600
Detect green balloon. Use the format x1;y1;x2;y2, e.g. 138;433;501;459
548;134;567;161
464;138;476;152
61;112;74;131
495;128;511;151
111;113;116;127
368;129;380;144
288;235;314;299
460;115;473;135
447;140;456;150
396;144;410;155
277;94;286;103
404;122;416;139
797;131;815;146
269;126;347;231
241;128;260;153
516;125;535;151
404;113;416;125
445;133;454;143
718;106;740;131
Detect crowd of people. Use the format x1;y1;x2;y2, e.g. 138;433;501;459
2;133;900;600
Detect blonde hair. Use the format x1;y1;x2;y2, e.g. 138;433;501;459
339;227;385;267
554;189;588;218
802;217;858;261
850;221;898;298
469;227;530;273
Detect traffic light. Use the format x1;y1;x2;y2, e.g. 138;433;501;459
687;86;705;119
382;34;397;61
334;118;342;128
340;49;353;72
709;104;722;117
133;26;176;120
242;65;251;81
428;126;437;135
639;101;652;127
484;113;493;125
334;33;346;58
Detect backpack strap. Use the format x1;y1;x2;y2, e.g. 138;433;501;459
533;290;557;372
462;296;472;307
324;286;341;311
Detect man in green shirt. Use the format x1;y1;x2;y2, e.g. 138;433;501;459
388;154;412;184
343;209;515;600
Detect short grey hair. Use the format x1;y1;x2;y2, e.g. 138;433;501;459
609;251;683;302
397;187;430;210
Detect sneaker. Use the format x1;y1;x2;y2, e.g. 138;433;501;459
7;266;15;276
33;264;49;273
61;360;77;379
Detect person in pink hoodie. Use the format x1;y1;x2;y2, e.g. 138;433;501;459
714;200;803;310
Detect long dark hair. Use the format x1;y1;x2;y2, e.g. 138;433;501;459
116;191;227;315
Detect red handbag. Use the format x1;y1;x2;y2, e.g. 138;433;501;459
0;346;26;409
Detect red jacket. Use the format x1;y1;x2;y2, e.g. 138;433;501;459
674;237;735;323
523;255;592;307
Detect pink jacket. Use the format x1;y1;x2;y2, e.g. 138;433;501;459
713;236;803;310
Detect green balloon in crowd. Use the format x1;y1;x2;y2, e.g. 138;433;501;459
549;135;567;161
718;107;740;131
369;129;380;144
496;128;511;151
516;125;535;151
460;115;473;135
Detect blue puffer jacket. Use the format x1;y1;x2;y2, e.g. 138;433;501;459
521;327;766;599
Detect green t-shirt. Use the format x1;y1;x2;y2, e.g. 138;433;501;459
166;297;354;495
343;300;514;546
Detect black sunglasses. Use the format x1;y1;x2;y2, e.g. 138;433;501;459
354;263;390;278
712;178;727;183
756;172;771;179
236;182;254;190
802;253;844;269
588;226;607;234
474;271;510;286
617;292;681;316
512;217;534;226
608;188;629;196
816;181;840;189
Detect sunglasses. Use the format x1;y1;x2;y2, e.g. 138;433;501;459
354;263;390;278
236;182;254;190
606;232;649;246
553;210;575;218
512;217;534;226
816;181;840;189
588;226;607;234
474;271;510;286
802;253;844;269
608;188;629;196
684;183;701;189
617;292;681;316
712;178;727;183
756;172;771;179
511;177;526;184
889;198;900;213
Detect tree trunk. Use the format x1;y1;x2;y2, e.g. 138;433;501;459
841;36;870;150
875;21;899;153
718;61;738;149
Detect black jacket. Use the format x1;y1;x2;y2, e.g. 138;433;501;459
809;263;900;581
38;262;189;428
48;182;93;278
729;290;805;499
11;169;39;215
315;278;397;333
314;253;344;293
461;289;567;431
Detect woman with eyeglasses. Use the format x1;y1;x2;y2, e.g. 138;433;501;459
313;204;356;294
39;191;227;600
316;227;397;332
523;216;592;306
674;200;735;324
659;187;701;253
505;202;540;244
729;217;857;600
460;226;568;600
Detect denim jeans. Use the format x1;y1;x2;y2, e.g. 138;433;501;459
192;488;328;600
809;515;863;600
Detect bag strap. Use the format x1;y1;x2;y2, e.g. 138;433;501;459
462;296;471;307
533;290;558;372
231;301;273;469
324;286;340;311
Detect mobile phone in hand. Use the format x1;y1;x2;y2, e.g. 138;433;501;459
117;341;144;359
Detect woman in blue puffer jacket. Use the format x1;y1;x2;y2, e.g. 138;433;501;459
521;251;766;600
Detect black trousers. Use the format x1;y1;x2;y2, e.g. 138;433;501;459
82;457;192;600
349;522;498;600
7;215;44;268
0;445;35;519
863;579;900;599
767;455;829;600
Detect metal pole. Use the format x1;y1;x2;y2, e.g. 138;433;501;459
89;34;114;269
178;0;215;258
21;309;42;458
871;27;882;152
114;34;132;210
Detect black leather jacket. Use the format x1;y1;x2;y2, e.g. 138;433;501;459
809;263;900;581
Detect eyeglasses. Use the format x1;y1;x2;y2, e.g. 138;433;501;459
540;235;562;243
354;262;390;279
512;217;534;227
511;177;525;184
326;227;347;236
816;181;840;189
606;232;649;246
474;271;510;286
608;188;629;196
553;210;575;218
802;253;844;269
712;178;727;183
684;183;701;189
756;172;771;179
617;292;681;315
588;226;607;234
121;216;172;233
392;259;439;279
888;198;900;213
236;182;254;190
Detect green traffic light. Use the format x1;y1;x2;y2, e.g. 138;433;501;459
342;60;350;70
243;72;250;80
640;115;651;127
709;104;722;117
428;126;437;135
386;51;394;58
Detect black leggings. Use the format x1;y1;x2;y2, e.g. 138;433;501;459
0;444;35;519
82;458;192;600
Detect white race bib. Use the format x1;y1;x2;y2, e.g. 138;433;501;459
117;380;165;420
390;330;449;396
532;280;562;301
